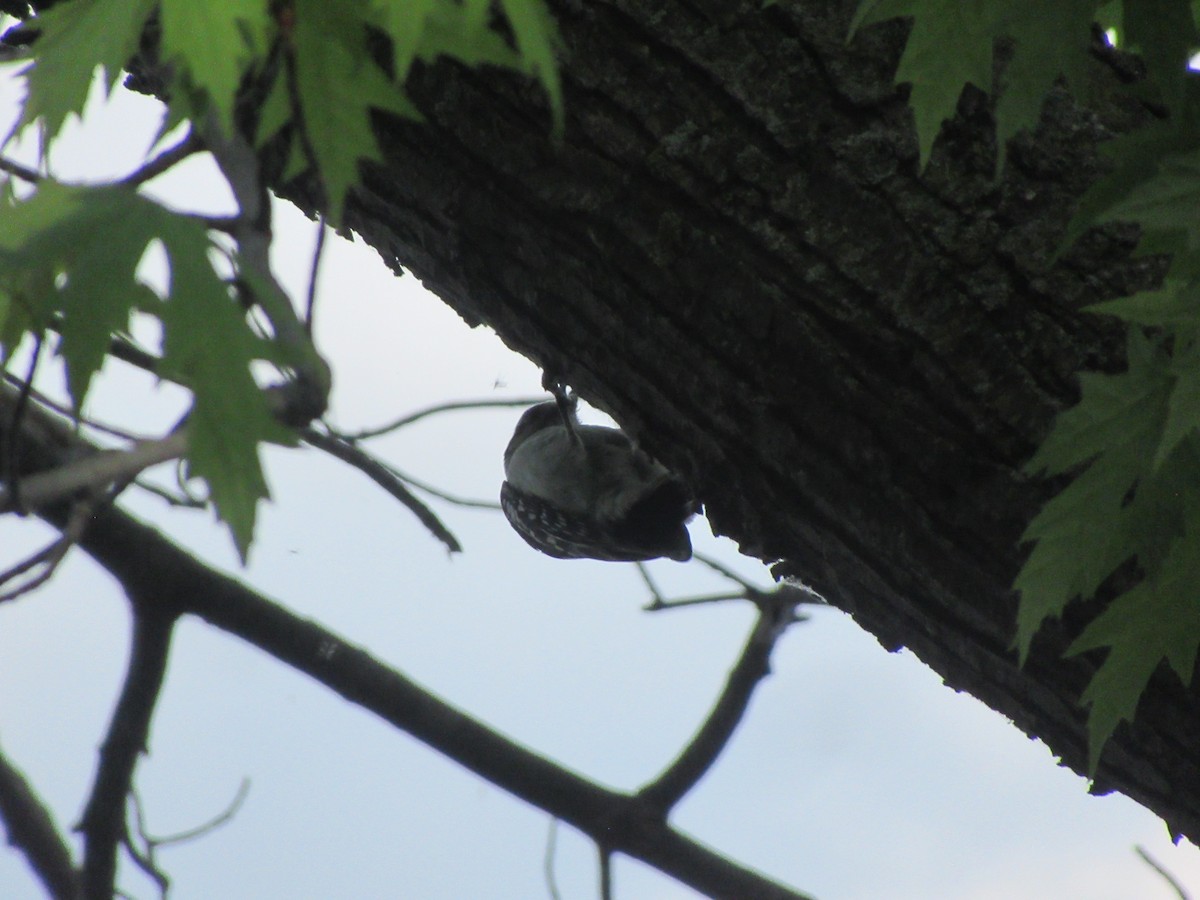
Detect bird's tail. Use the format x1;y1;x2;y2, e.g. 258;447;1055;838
616;478;697;562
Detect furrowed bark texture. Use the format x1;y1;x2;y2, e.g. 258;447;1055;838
271;1;1200;836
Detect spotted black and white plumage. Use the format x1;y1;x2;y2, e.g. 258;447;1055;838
500;399;695;562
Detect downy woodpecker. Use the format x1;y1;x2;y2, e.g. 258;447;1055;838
500;397;695;561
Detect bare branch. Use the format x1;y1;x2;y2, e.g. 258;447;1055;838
1136;845;1191;900
79;611;177;900
644;554;824;614
0;377;153;443
336;397;545;443
4;332;44;512
123;791;168;899
7;382;814;900
0;535;62;598
0;488;104;602
118;129;202;188
58;500;813;900
190;213;241;233
634;562;666;605
0;432;187;514
382;463;501;510
637;595;804;814
123;778;250;899
691;553;763;591
0;741;80;899
301;427;462;553
201;111;330;422
132;478;207;509
636;561;819;811
543;818;562;900
106;335;161;375
598;846;613;900
642;551;763;611
0;154;42;184
305;216;326;335
149;779;250;848
643;590;748;613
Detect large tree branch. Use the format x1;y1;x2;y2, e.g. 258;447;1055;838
1;389;811;900
256;0;1200;837
61;502;812;900
77;609;175;900
0;742;79;899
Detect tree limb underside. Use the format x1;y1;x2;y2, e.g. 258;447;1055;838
264;0;1200;837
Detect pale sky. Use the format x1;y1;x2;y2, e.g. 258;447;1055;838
0;50;1198;900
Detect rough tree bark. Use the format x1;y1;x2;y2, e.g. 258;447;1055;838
268;0;1200;838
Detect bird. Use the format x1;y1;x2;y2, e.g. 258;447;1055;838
500;395;696;561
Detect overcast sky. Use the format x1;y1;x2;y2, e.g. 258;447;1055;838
0;47;1198;900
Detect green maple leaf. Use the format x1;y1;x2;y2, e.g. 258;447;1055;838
853;0;1002;166
0;182;157;407
1159;336;1200;468
1068;499;1200;772
1014;332;1173;660
498;0;563;134
292;0;421;223
0;180;293;559
0;266;52;362
372;0;440;83
1123;0;1199;114
1067;113;1200;251
6;0;156;150
1093;148;1200;251
158;0;272;139
1086;282;1200;470
154;230;293;560
1016;329;1200;770
853;0;1103;168
1086;278;1200;329
993;3;1100;158
370;0;524;74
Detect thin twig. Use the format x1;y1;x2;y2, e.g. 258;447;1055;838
149;779;251;848
598;846;613;900
643;550;769;612
305;216;326;335
5;332;44;513
691;552;761;591
123;791;168;898
643;590;750;612
0;374;152;443
1136;845;1191;900
132;478;206;509
0;488;100;602
0;742;79;900
0;539;60;596
544;818;562;900
336;397;546;442
106;335;161;375
635;562;666;605
300;427;462;553
122;777;251;899
383;464;501;510
193;213;241;233
644;554;825;613
0;154;42;184
118;128;202;187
